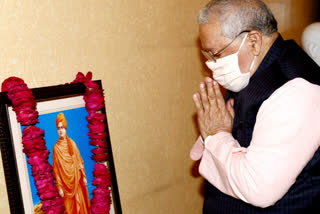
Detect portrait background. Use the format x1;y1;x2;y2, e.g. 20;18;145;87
24;106;95;206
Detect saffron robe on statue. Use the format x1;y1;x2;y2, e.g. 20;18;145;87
53;136;91;214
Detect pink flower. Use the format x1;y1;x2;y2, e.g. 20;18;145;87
9;90;33;100
28;151;49;165
92;175;112;187
88;132;107;140
71;72;86;83
14;105;36;114
92;153;108;162
7;85;29;95
42;196;65;213
71;72;93;84
88;122;105;134
10;96;35;106
84;88;103;98
37;183;57;195
13;103;37;113
93;169;112;183
27;150;45;158
91;202;111;214
28;156;45;166
42;196;64;209
22;139;46;154
40;191;58;200
32;162;52;176
86;112;105;123
34;176;54;186
84;89;104;103
36;180;53;190
93;163;112;179
86;103;105;112
84;80;99;89
92;187;111;195
84;93;105;111
85;71;93;80
1;77;25;92
4;78;38;125
89;140;107;148
17;111;39;125
91;199;111;208
22;126;44;138
22;137;45;146
91;147;107;155
94;163;108;171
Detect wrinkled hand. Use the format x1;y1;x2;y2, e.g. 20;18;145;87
193;77;235;140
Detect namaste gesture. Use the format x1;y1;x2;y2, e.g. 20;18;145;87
192;77;235;140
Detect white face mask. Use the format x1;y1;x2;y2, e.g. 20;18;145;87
206;33;256;92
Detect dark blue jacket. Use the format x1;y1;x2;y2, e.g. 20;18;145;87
203;35;320;214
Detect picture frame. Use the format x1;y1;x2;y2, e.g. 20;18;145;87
0;81;122;214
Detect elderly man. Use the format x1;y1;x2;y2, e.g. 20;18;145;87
190;0;320;213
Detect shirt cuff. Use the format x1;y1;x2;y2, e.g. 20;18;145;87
199;135;213;146
190;136;205;161
204;135;212;146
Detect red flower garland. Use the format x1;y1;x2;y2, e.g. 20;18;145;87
2;72;112;214
71;72;112;213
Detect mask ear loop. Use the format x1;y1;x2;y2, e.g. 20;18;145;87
237;33;249;54
239;33;256;75
249;56;256;71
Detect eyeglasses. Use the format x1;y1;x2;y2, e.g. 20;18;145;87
201;30;250;62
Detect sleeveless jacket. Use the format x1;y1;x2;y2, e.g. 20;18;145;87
203;35;320;214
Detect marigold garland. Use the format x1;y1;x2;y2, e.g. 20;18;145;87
2;72;112;214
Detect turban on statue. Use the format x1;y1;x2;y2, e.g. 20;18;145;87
55;112;73;155
56;112;68;129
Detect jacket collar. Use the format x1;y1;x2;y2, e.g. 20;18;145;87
251;34;285;81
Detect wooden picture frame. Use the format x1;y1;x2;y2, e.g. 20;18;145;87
0;81;122;214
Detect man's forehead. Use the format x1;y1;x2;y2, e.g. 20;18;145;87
199;22;225;50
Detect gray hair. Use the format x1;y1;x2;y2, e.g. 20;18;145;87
198;0;278;39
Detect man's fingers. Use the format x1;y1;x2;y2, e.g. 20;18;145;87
193;93;204;114
205;78;217;108
200;82;210;111
226;98;235;119
213;81;225;110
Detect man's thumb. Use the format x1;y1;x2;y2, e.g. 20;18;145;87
226;98;235;119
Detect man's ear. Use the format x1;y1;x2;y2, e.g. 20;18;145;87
247;30;262;56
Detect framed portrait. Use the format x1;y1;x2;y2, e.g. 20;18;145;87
0;81;122;214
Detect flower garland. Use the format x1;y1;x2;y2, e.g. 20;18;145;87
2;72;112;214
71;72;112;213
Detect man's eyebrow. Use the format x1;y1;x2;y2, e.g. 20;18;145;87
201;43;214;51
201;40;219;52
203;46;218;55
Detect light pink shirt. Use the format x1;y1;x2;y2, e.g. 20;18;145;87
190;78;320;208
